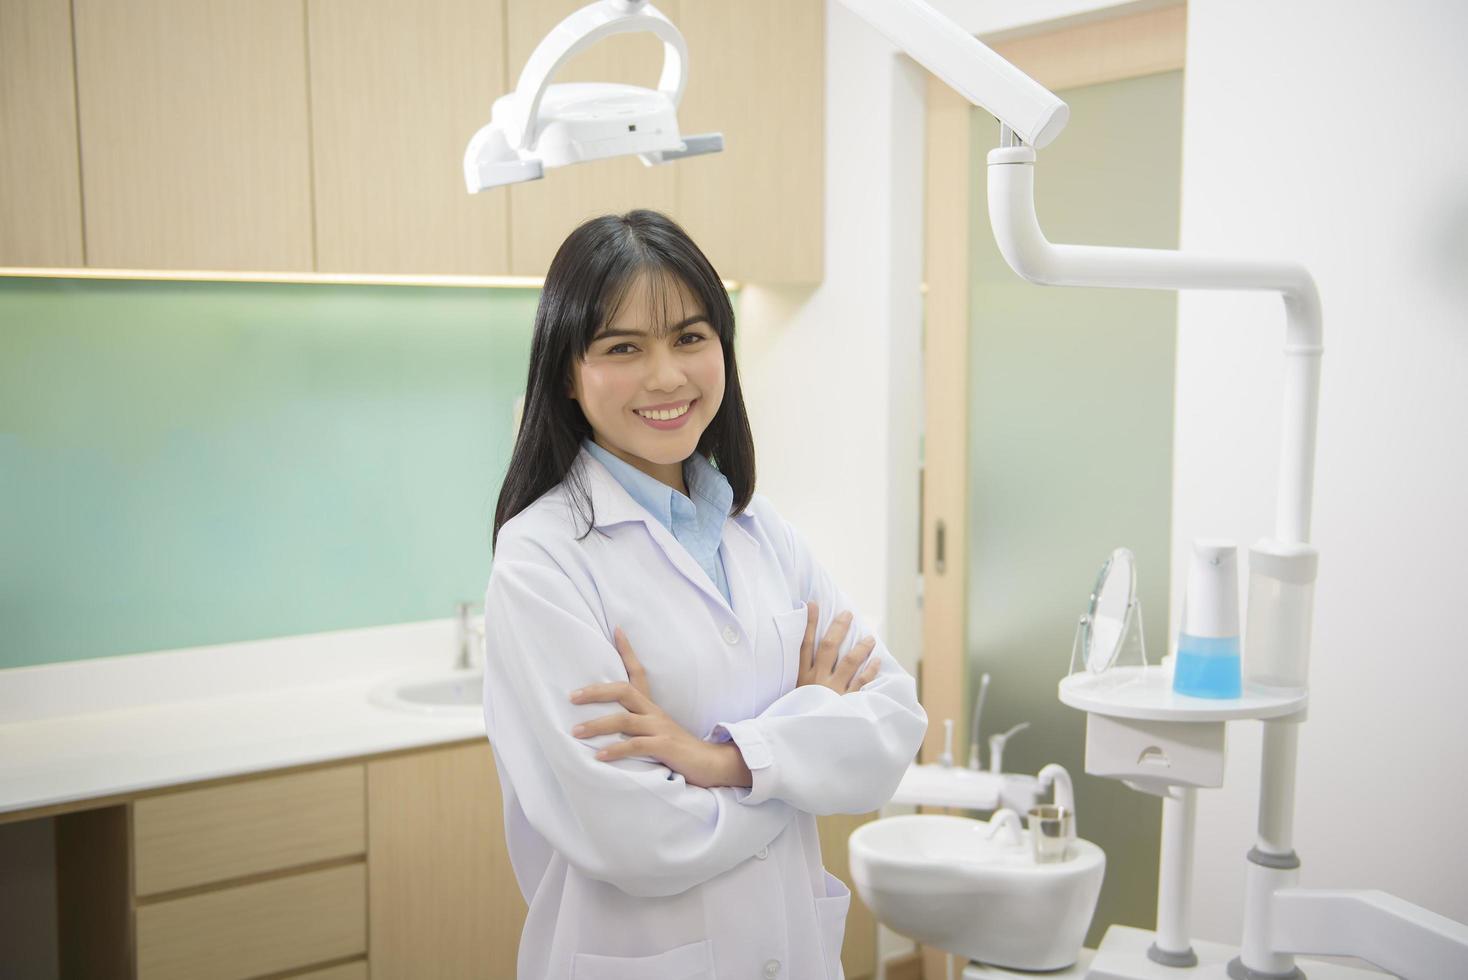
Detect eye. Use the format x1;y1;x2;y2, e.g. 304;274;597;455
606;342;637;355
677;331;706;346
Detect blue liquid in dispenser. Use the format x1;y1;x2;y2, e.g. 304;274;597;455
1173;633;1241;698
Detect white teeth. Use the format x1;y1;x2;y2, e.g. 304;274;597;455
636;403;690;421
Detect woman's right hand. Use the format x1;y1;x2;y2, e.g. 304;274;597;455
795;601;881;694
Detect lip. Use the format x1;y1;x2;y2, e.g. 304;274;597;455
633;398;697;431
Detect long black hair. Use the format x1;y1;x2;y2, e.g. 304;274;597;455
491;210;756;552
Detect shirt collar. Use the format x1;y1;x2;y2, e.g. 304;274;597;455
581;438;733;524
576;440;740;533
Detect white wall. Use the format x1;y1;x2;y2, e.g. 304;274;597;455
1173;0;1468;947
738;3;924;682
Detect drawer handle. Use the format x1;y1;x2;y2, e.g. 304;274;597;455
1137;746;1170;768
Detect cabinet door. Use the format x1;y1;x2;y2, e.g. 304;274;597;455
676;0;824;284
72;0;314;271
367;741;524;979
307;0;511;275
504;0;680;276
0;0;84;266
817;811;879;980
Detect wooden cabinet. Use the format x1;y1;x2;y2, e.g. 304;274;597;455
676;0;824;284
0;0;85;266
367;741;525;978
41;742;883;978
3;0;823;282
131;764;365;896
135;864;366;980
70;0;315;271
58;762;372;980
51;747;521;979
306;0;512;275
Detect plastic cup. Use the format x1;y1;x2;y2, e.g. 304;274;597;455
1027;804;1073;863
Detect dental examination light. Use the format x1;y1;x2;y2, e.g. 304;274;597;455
834;1;1468;978
462;0;723;192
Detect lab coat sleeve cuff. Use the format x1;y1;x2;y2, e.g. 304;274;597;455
709;719;777;806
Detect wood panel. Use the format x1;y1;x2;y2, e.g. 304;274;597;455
55;805;133;980
990;4;1186;93
676;0;823;283
504;0;680;276
72;0;314;270
307;0;511;275
367;741;523;979
817;811;879;980
0;0;85;266
135;862;366;980
919;73;974;980
132;764;365;897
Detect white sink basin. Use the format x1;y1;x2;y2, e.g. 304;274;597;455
849;813;1104;972
369;669;483;716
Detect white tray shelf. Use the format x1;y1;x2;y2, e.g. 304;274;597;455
1058;666;1307;722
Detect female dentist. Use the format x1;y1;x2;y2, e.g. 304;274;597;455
482;209;929;980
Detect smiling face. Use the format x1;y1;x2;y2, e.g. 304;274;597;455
569;270;726;492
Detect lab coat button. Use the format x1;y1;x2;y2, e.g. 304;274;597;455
763;959;781;978
756;846;769;859
722;624;740;645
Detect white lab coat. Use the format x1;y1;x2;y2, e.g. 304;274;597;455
482;446;928;980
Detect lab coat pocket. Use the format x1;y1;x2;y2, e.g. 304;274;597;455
772;605;810;695
572;938;715;980
814;868;852;980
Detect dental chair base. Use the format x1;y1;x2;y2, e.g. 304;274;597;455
1082;925;1392;980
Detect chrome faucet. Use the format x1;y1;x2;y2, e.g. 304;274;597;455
988;722;1030;775
455;601;485;671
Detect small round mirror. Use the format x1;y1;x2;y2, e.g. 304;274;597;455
1082;547;1136;674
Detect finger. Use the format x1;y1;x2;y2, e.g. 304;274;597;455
849;654;882;692
569;681;652;714
571;711;641;738
800;602;818;679
832;634;876;687
594;735;658;762
613;627;651;697
817;610;854;676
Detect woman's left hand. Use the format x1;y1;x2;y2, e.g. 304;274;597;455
569;627;740;789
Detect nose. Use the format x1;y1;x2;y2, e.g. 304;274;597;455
644;343;687;392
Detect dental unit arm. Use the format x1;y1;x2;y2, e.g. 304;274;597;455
837;1;1468;977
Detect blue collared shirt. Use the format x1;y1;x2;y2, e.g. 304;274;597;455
583;438;733;606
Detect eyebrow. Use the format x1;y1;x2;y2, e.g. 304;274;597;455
593;314;709;341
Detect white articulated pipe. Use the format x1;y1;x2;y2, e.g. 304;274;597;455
987;144;1324;978
987;146;1322;545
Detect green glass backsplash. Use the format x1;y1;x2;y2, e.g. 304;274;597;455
0;278;540;669
965;72;1184;943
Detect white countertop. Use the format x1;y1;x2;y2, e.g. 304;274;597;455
0;620;485;818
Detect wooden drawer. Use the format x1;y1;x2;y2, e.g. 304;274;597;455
135;862;366;980
133;764;365;896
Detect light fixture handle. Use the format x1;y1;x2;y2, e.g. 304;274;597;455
507;0;688;152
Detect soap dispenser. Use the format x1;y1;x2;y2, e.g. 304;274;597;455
1173;539;1242;698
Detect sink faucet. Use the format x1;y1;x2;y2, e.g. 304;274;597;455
455;601;485;671
988;721;1029;775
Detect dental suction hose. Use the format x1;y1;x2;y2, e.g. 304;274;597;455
967;672;990;770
